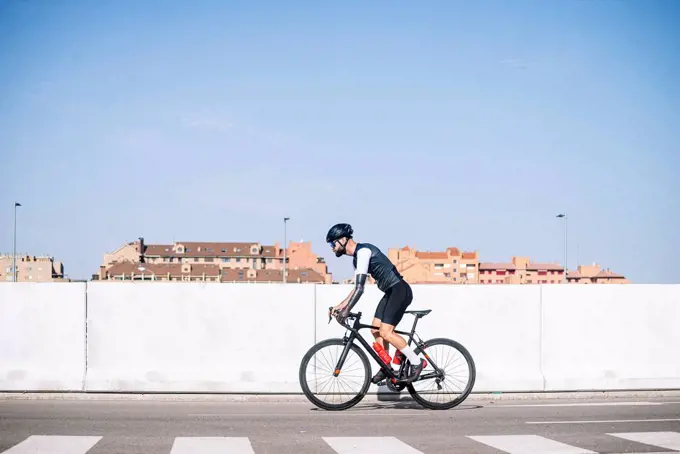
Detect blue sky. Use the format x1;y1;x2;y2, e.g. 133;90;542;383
1;0;678;283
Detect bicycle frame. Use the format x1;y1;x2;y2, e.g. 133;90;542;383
331;310;442;384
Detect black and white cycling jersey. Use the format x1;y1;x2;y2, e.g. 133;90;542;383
352;242;403;292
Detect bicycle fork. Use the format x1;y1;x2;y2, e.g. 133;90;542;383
332;334;354;377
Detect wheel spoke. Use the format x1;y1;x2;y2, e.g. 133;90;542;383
300;340;370;410
408;339;476;409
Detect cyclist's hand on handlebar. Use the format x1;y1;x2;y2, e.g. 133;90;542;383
328;303;350;324
336;307;350;324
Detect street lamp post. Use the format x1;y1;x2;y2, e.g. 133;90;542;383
556;213;568;283
13;202;21;282
283;217;290;284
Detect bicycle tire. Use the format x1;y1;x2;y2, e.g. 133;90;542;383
299;338;371;411
406;337;476;410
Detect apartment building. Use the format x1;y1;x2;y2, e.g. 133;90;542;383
566;264;630;284
97;237;332;283
387;247;628;285
103;261;326;283
388;246;480;284
0;253;66;282
479;257;565;284
479;258;628;284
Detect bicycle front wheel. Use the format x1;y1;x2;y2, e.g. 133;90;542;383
407;337;476;410
299;338;371;411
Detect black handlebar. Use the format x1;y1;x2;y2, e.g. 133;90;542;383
327;306;360;327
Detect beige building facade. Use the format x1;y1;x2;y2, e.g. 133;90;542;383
388;246;480;284
388;246;628;285
0;253;66;282
97;237;332;283
566;264;630;284
479;257;566;284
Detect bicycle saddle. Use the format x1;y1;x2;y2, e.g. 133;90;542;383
405;309;432;317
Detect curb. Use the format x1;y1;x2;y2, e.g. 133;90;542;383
2;390;680;402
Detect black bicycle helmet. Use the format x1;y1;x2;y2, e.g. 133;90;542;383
326;223;353;243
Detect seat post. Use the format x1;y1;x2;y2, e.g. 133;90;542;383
409;315;420;343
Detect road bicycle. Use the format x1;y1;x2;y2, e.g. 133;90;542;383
299;307;476;411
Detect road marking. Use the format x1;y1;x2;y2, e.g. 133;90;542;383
1;435;102;454
468;435;596;453
526;418;680;424
497;401;666;407
188;412;427;417
323;436;424;453
608;432;680;450
170;437;255;453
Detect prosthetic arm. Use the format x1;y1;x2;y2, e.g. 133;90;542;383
345;273;367;312
335;273;366;323
333;247;371;322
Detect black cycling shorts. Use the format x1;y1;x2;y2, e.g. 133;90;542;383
374;279;413;326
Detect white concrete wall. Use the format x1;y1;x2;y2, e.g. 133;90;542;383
84;282;315;392
541;284;680;390
315;285;544;392
407;284;544;392
0;283;86;391
1;282;679;393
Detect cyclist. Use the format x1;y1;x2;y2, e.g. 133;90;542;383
326;223;426;384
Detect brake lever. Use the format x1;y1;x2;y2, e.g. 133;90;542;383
328;306;334;324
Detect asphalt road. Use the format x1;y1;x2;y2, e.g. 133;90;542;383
1;395;680;453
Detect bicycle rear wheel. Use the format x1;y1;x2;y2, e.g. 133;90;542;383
407;337;476;410
299;338;371;411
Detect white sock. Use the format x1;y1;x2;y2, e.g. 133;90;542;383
400;345;420;365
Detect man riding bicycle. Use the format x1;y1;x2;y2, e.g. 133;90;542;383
327;223;426;384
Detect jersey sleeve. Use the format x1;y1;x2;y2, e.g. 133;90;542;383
354;247;371;275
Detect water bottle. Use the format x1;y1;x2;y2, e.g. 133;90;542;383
372;342;392;365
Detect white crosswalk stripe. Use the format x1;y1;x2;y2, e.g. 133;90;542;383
169;437;255;453
608;431;680;451
467;434;596;453
0;431;679;453
323;436;424;453
0;435;102;454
